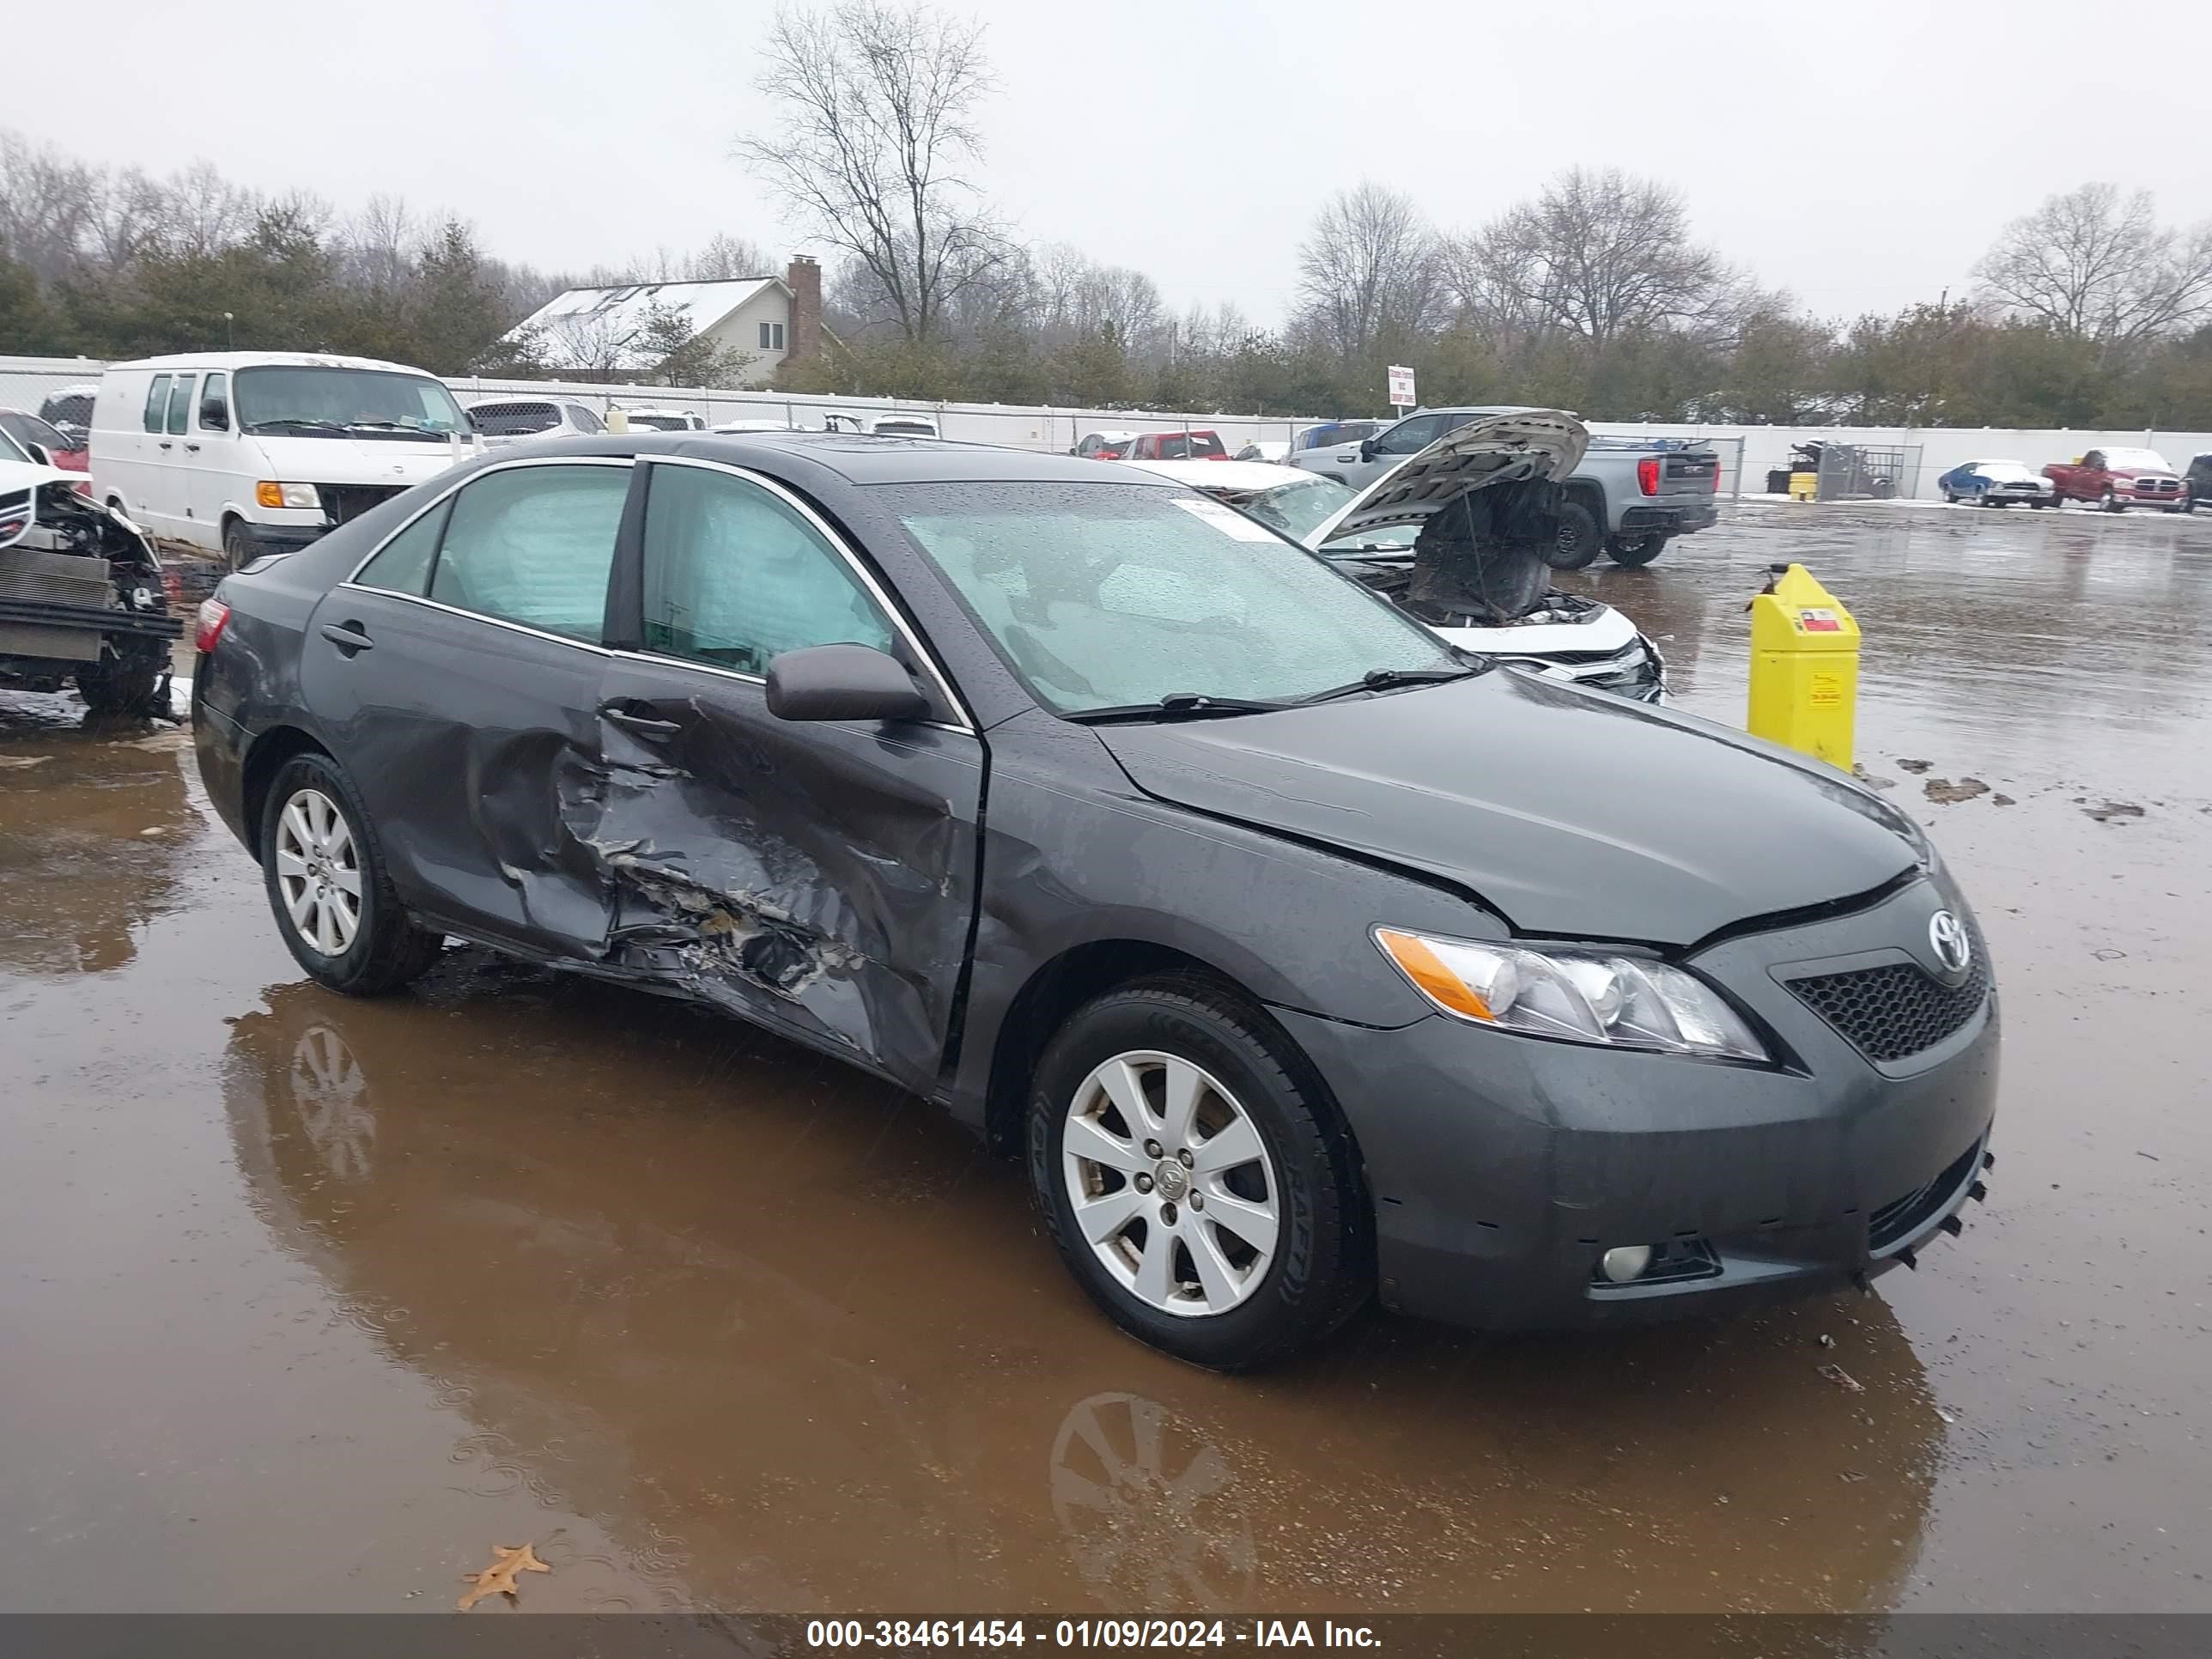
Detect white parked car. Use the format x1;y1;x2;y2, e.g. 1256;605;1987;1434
616;407;707;433
92;352;478;566
1123;452;1666;702
466;395;606;447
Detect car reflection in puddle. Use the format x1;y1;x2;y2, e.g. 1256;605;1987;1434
222;957;1943;1613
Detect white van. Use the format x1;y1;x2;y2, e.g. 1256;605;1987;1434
92;352;478;565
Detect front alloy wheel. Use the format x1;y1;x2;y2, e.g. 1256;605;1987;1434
1061;1050;1280;1318
1030;979;1370;1369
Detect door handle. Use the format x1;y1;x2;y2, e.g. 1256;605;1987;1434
158;441;173;450
185;442;200;453
600;705;681;738
319;622;374;654
1334;451;1358;462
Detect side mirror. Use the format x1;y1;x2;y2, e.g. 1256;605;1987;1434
199;397;228;429
765;643;929;723
1358;438;1378;461
24;441;53;466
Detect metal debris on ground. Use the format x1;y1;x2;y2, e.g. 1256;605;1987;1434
1816;1364;1864;1393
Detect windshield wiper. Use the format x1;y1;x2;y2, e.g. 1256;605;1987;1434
343;421;450;436
246;417;347;434
1293;665;1483;705
1064;691;1290;725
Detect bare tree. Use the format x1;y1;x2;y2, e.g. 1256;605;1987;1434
1975;182;2212;349
686;232;772;280
343;192;416;290
1462;168;1731;346
735;0;1006;343
155;161;258;259
0;130;102;280
1292;183;1444;359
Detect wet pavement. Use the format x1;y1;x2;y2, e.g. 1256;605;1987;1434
1;501;2206;1614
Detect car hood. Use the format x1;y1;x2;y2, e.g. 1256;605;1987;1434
0;460;76;494
1304;410;1589;551
1093;669;1921;945
248;432;476;483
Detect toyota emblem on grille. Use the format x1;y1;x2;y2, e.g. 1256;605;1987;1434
1929;910;1972;979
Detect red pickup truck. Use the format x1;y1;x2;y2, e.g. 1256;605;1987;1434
2042;447;2186;511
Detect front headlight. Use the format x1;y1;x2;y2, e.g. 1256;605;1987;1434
1374;927;1768;1061
254;482;321;510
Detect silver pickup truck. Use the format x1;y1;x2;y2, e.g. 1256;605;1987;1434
1285;404;1721;568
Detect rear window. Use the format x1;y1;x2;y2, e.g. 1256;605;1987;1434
2;412;71;451
1152;432;1225;459
469;401;562;437
627;412;691;432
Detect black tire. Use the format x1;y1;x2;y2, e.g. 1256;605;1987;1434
1942;491;1958;505
2101;489;2125;514
2030;499;2051;508
1548;500;1603;569
75;649;164;715
259;751;443;996
1027;976;1370;1370
1604;532;1667;568
222;519;258;569
2184;494;2197;514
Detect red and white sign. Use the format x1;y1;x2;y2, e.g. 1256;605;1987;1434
1387;364;1416;410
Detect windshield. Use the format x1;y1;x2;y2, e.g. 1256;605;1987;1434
2102;447;2171;472
888;480;1458;714
0;422;30;464
1213;474;1357;543
236;367;465;440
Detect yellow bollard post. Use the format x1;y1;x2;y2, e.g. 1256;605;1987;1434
1787;470;1818;501
1747;562;1858;771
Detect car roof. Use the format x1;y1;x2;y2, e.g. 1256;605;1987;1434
550;431;1174;487
1120;459;1309;491
106;350;441;375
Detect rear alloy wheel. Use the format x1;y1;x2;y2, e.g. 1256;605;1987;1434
261;752;443;995
1030;979;1369;1370
1549;501;1604;569
1604;532;1667;568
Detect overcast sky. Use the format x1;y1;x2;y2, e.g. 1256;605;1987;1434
14;0;2210;325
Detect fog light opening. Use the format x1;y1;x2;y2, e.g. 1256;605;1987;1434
1600;1244;1653;1284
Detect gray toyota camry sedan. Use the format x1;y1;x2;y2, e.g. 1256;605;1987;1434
191;433;1997;1370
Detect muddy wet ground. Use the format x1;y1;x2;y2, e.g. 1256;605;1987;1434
2;500;2206;1614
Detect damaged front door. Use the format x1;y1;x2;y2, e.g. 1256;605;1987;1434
588;459;983;1091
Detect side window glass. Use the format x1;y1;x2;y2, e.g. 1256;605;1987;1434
143;375;171;433
199;372;229;431
353;498;451;597
567;404;604;434
430;465;629;641
166;375;197;435
640;465;894;675
1380;416;1438;454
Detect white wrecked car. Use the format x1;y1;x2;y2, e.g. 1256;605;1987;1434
1126;414;1664;702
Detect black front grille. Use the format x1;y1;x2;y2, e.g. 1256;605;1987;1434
1788;930;1990;1063
320;483;408;526
1869;1140;1982;1251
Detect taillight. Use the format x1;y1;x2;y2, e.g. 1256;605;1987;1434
1637;456;1661;495
72;478;92;496
1708;460;1722;491
194;598;232;654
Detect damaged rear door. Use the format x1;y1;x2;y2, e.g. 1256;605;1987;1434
301;458;634;954
587;457;983;1091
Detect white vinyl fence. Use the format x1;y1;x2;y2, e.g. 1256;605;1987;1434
8;356;2208;500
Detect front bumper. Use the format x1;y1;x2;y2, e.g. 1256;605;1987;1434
1275;875;1999;1330
234;520;327;554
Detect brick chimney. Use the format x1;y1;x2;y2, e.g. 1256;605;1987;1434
785;255;822;362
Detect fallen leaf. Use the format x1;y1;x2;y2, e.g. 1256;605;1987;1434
2083;800;2145;823
459;1541;551;1610
1816;1363;1864;1393
1923;776;1990;805
1896;759;1931;774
